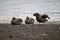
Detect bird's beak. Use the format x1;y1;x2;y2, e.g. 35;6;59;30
33;14;35;16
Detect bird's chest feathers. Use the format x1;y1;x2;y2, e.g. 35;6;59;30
36;16;41;21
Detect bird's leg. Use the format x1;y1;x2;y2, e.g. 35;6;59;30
38;22;40;26
43;22;44;24
43;22;44;26
39;22;41;26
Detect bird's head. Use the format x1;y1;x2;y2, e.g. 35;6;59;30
12;17;16;20
26;16;29;19
33;13;40;16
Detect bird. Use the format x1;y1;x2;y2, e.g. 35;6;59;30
11;17;23;25
25;16;35;24
33;13;50;24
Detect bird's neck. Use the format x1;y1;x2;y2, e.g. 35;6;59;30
36;16;41;20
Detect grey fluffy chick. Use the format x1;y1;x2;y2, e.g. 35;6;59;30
11;17;23;25
25;16;35;24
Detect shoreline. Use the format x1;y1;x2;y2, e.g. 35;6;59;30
0;22;60;40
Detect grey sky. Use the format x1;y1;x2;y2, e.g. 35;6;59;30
0;0;60;23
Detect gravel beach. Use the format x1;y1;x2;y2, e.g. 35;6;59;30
0;23;60;40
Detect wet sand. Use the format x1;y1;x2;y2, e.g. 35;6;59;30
0;23;60;40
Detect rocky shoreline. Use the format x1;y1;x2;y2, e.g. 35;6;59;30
0;24;60;40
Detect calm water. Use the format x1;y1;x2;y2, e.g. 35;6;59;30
0;0;60;23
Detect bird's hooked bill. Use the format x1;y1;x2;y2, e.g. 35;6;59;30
33;14;35;16
48;17;50;19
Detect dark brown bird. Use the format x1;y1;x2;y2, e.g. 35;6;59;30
11;17;23;25
25;16;35;24
33;13;50;24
